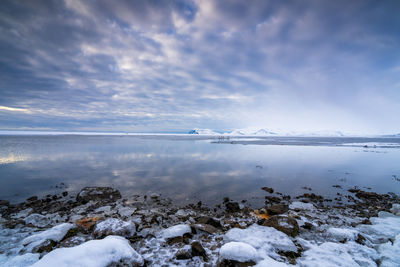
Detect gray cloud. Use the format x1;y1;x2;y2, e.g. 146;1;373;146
0;0;399;134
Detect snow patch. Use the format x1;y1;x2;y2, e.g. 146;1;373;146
161;224;191;239
219;242;258;262
30;235;143;267
289;202;315;211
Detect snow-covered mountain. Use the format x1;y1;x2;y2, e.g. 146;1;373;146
188;128;219;135
189;128;348;137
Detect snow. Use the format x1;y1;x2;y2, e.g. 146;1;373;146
224;224;297;254
356;211;400;243
255;256;289;266
161;224;191;239
289;201;315;211
326;227;359;241
188;128;219;135
378;233;400;267
219;242;258;262
390;203;400;216
30;235;143;267
94;218;136;238
22;223;74;252
297;241;378;267
0;253;39;267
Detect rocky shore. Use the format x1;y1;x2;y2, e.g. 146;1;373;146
1;186;400;266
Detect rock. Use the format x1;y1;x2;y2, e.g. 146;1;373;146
259;216;299;237
176;250;192;260
150;193;160;199
267;204;288;215
355;233;366;245
94;218;136;238
261;187;274;193
75;217;100;231
191;241;207;260
59;236;86;248
27;196;38;202
24;213;63;228
118;206;137;217
62;191;68;197
355;191;383;200
289;201;315;211
217;259;256;267
264;196;282;204
76;187;121;203
192;223;217;234
197;216;222;228
0;200;9;206
225;202;240;213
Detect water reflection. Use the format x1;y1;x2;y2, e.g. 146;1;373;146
0;135;399;206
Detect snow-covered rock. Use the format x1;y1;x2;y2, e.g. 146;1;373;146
22;223;74;252
378;233;400;267
161;224;191;239
289;202;315;211
390;203;400;216
225;224;297;253
326;227;359;241
24;213;64;228
219;242;258;262
30;236;143;267
255;256;289;266
94;218;136;238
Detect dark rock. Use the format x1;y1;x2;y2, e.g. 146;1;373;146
223;197;230;203
4;219;24;229
259;216;299;237
261;187;274;193
176;250;192;260
217;259;256;267
225;202;240;213
356;234;366;245
264;196;282;204
34;239;57;253
76;187;121;203
62;191;68;197
0;200;9;206
27;196;38;202
191;241;207;260
355;191;383;200
196;216;222;228
348;188;360;193
301;222;313;230
192;224;217;234
267;204;288;215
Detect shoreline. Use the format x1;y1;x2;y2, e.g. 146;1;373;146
1;186;400;266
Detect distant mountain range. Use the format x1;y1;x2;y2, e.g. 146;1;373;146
188;128;350;137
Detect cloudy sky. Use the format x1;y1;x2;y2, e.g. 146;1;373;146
0;0;399;134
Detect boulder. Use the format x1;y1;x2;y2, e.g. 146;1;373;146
191;241;207;260
94;218;136;238
261;187;274;193
267;204;288;215
76;187;121;203
225;202;240;213
259;216;299;237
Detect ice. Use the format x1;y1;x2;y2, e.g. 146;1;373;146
255;256;289;266
160;224;191;239
326;227;359;241
11;208;33;219
225;224;297;254
378;233;400;267
24;213;64;228
22;223;74;252
219;242;258;262
297;241;378;267
390;203;400;216
357;213;400;243
94;218;136;238
30;235;143;267
0;253;39;267
289;201;315;211
117;206;136;217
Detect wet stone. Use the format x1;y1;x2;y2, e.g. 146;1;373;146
261;187;274;193
217;259;256;267
225;202;240;213
267;204;289;215
191;241;208;260
196;216;222;228
176;249;192;260
76;187;121;204
259;215;299;237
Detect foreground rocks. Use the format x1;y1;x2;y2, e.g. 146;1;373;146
1;186;400;266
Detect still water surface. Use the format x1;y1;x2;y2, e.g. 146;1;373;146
1;135;399;206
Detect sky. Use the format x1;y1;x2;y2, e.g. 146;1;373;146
0;0;399;134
